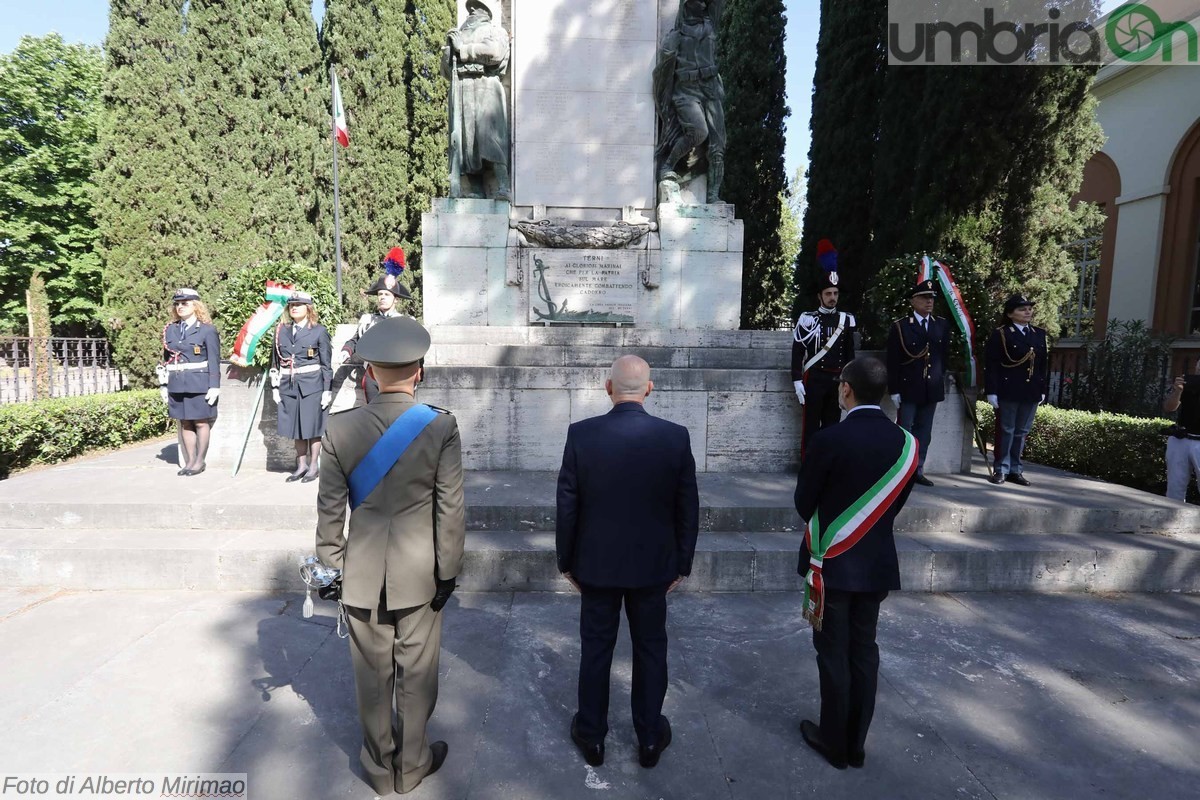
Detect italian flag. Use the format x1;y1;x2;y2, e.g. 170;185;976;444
332;71;349;148
920;255;979;387
230;281;293;367
802;430;918;630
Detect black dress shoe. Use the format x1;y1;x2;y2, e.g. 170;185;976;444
177;468;188;476
300;472;319;483
570;714;604;767
914;474;935;487
848;750;865;768
427;741;448;778
1006;473;1031;486
987;471;1006;485
285;473;304;483
800;719;847;769
638;716;672;768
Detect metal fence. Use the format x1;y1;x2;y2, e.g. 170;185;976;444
1062;236;1102;339
0;337;124;404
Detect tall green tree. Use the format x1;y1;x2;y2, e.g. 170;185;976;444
719;0;790;329
403;0;457;312
96;0;201;383
320;0;416;316
0;34;104;335
186;0;329;288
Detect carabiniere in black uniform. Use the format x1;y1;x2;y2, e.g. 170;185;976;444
271;318;333;440
792;307;856;457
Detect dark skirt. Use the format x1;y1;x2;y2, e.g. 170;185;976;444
168;392;218;421
277;385;326;439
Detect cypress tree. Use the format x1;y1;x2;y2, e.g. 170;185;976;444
403;0;457;312
95;0;200;383
185;0;329;286
718;0;791;329
320;0;414;317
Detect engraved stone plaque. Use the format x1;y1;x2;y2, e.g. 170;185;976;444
527;249;639;324
513;0;658;209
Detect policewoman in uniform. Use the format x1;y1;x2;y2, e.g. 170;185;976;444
984;294;1049;486
315;316;464;796
792;239;856;459
157;288;221;476
270;291;332;483
886;279;951;486
337;247;415;404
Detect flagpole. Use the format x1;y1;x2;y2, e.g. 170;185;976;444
330;65;344;306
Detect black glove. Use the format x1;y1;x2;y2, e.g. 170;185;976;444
317;578;342;602
430;577;456;612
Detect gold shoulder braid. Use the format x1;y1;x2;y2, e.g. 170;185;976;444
999;326;1036;382
895;319;931;379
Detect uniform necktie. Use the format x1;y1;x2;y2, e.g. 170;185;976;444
922;318;928;333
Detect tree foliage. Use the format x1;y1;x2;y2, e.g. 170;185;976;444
803;0;1103;340
718;0;790;329
0;34;104;335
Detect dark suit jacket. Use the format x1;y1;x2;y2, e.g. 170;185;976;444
271;322;332;396
556;402;700;588
162;321;221;394
886;314;951;405
794;407;915;592
984;324;1050;402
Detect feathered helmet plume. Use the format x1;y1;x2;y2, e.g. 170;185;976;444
365;247;412;298
816;239;839;289
382;247;406;277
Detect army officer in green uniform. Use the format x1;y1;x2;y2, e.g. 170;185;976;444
315;316;465;795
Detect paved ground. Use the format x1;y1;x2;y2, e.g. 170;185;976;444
1;589;1196;799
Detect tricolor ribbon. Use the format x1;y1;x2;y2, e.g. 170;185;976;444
230;280;294;367
921;255;978;387
803;430;918;630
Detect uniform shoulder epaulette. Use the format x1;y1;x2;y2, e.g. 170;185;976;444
845;312;857;326
357;312;374;324
425;404;453;415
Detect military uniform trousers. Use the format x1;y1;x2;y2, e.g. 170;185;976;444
345;593;443;795
994;401;1038;476
897;401;938;474
802;370;842;458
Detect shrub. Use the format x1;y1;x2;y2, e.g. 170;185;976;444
976;401;1168;494
212;261;343;370
0;390;171;478
1065;319;1175;417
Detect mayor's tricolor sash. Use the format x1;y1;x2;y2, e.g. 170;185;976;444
802;429;918;630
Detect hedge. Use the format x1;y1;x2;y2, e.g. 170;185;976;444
0;390;171;478
976;402;1168;494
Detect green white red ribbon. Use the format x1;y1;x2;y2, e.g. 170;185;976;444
230;281;293;367
919;255;978;387
803;429;918;630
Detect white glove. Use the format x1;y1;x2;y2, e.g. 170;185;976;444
334;349;349;366
1040;394;1046;404
159;387;169;404
793;380;806;406
272;388;281;404
890;394;901;408
204;387;220;405
320;391;333;409
987;394;999;409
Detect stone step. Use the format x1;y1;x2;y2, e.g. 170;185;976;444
419;364;793;391
426;342;791;370
3;528;1196;594
6;468;1198;536
427;326;793;349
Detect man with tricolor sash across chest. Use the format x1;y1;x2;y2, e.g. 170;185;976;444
792;239;857;459
314;316;464;795
792;357;918;771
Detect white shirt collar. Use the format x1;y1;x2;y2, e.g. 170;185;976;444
817;306;837;315
913;312;929;324
846;405;881;415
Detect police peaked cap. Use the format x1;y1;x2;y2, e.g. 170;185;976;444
286;290;314;305
172;287;201;302
910;280;937;298
1004;293;1035;314
356;316;431;368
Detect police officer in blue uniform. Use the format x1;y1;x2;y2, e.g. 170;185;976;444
886;280;951;486
157;288;221;476
270;291;333;482
792;270;857;460
984;294;1049;486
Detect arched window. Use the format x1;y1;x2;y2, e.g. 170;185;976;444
1072;152;1121;338
1153;117;1200;335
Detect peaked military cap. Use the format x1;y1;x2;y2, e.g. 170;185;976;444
172;287;201;302
356;316;431;367
1004;293;1035;314
910;279;937;298
286;290;314;305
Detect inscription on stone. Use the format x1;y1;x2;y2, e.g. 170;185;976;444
527;249;638;325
